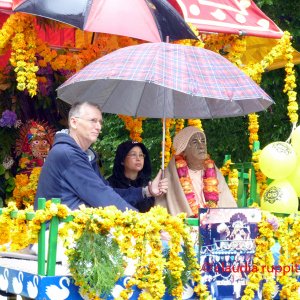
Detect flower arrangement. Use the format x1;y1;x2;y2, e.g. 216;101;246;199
58;205;208;299
1;201;300;299
10;167;41;208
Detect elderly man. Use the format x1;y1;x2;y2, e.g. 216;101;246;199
35;102;167;212
155;126;236;217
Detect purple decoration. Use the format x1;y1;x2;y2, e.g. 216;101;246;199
0;110;17;127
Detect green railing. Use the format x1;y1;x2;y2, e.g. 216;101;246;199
0;198;73;276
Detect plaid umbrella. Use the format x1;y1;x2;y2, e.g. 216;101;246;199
13;0;197;43
57;42;273;119
57;42;274;169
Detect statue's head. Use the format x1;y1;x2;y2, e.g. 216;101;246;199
173;126;207;162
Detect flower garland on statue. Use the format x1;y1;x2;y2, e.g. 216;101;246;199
175;154;219;216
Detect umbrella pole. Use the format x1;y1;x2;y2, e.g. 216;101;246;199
161;37;169;178
162;116;166;178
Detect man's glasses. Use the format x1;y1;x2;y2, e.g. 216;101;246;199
74;116;102;126
127;153;146;159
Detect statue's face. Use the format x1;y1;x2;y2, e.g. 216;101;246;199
30;136;51;159
184;132;207;161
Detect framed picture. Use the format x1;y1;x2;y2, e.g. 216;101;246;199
199;208;262;300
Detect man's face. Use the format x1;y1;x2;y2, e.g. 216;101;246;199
70;104;102;148
184;132;207;161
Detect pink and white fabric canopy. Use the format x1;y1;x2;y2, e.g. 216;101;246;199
168;0;283;39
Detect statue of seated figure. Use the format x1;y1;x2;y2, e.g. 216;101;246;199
155;126;237;217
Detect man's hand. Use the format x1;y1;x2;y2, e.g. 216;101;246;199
148;169;168;197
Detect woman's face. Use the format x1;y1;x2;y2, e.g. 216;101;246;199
123;146;145;174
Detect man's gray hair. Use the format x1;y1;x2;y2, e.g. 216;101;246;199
68;102;101;123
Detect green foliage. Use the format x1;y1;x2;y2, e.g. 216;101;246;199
92;114;129;177
68;224;124;298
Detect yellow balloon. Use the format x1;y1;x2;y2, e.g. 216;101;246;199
291;126;300;157
259;142;297;179
261;179;298;214
287;162;300;197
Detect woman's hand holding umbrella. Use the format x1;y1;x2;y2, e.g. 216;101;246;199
147;169;168;197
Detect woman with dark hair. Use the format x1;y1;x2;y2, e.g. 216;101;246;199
108;141;154;212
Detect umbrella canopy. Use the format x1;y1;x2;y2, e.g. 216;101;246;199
12;0;197;43
57;42;274;119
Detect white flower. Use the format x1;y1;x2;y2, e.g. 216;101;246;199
2;156;14;170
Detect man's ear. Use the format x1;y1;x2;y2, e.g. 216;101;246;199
69;117;77;129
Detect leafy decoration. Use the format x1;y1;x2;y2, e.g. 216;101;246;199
68;222;124;299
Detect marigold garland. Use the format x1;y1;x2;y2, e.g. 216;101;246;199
187;119;203;131
118;115;144;142
175;119;185;134
5;13;39;97
163;118;175;168
282;32;298;125
252;150;268;197
248;113;260;150
1;202;300;299
242;210;277;300
227;168;239;201
59;205;208;299
220;159;231;177
274;214;300;299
